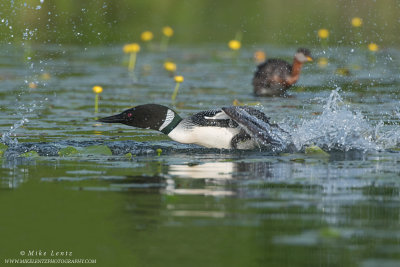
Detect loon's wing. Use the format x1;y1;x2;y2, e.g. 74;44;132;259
187;109;238;128
221;106;287;147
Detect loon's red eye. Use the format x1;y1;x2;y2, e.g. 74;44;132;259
127;113;132;117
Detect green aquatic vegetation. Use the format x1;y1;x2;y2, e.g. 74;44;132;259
220;159;235;162
319;227;341;239
80;145;113;156
0;143;8;157
290;158;306;163
165;194;179;203
124;152;134;159
293;86;306;93
305;145;330;157
171;76;184;101
58;146;112;157
20;151;40;157
156;148;162;156
370;158;392;162
58;146;79;157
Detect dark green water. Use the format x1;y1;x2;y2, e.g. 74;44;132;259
0;153;399;266
1;0;399;46
2;150;400;266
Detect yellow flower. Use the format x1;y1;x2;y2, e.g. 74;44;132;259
28;82;37;89
174;75;184;83
228;40;241;50
123;43;140;53
232;99;242;106
318;29;329;39
318;57;328;67
164;61;177;72
368;43;379;52
335;68;351;76
92;86;103;94
40;72;51;80
162;26;174;37
351;17;363;27
141;31;154;42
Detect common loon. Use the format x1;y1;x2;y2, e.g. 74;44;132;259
252;48;312;97
98;104;288;150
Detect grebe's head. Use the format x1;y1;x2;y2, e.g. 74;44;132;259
295;48;313;63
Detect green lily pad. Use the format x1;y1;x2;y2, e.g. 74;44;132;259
20;151;40;158
81;145;112;156
305;145;329;157
58;146;79;157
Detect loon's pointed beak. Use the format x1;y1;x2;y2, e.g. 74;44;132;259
307;56;313;62
97;113;124;123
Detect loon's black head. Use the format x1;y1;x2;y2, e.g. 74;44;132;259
98;104;181;134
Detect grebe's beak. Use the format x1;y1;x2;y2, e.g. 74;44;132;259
306;56;313;62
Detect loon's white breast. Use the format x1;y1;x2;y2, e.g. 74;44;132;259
168;121;243;149
167;108;260;149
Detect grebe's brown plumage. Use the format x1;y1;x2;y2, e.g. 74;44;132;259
252;48;312;97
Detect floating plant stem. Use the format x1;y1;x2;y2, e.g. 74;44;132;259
367;42;379;65
123;43;140;72
317;28;329;48
164;61;176;76
160;26;174;51
351;17;363;46
171;75;184;101
141;31;154;49
93;85;103;113
368;42;378;52
128;52;136;71
318;57;328;68
228;39;241;58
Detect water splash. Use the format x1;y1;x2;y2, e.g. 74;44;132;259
288;88;397;152
1;118;29;145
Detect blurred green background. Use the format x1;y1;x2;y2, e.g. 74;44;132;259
0;0;399;47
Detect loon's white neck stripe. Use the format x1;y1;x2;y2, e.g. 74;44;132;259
159;109;175;131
